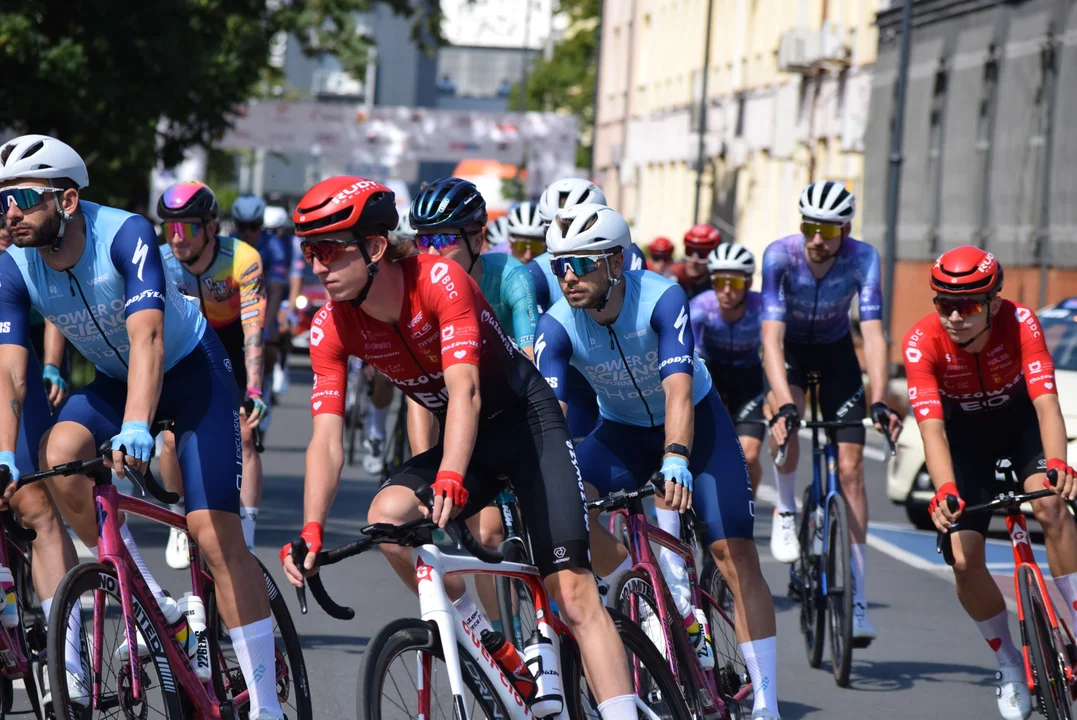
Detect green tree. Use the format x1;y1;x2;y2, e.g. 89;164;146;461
0;0;445;209
510;0;599;170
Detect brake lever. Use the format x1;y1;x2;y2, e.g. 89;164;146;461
290;538;309;615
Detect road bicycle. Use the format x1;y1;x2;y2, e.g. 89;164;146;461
345;357;372;468
0;505;49;717
290;486;689;719
593;473;750;719
938;464;1077;719
7;426;313;719
780;373;896;687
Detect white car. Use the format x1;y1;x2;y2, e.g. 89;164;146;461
887;298;1077;530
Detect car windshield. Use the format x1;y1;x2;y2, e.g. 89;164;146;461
1040;306;1077;371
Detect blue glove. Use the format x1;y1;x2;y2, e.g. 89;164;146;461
42;364;68;394
0;451;19;487
110;422;154;463
660;455;693;492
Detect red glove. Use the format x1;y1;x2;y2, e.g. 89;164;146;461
1046;458;1076;487
279;521;324;567
432;470;469;508
928;482;965;516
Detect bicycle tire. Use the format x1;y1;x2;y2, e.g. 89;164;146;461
346;388;364;467
47;562;184;719
701;560;750;720
797;488;825;669
204;555;313;719
357;617;511;720
1019;566;1074;719
825;494;853;687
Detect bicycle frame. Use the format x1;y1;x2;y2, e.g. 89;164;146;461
412;543;572;720
0;526;31;680
807;400;843;599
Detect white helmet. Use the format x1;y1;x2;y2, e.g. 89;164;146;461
537;178;607;223
485;216;508;245
394;212;415;238
0;134;89;189
798;180;855;224
707;243;755;275
546;203;630;254
263;205;290;230
506;201;545;238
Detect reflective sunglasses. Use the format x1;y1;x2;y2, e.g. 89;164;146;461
162;221;203;241
686;248;710;262
301;238;360;265
415;233;466;252
0;186;62;213
801;222;843;240
510;238;546;256
651;253;672;263
550;254;610;279
933;296;987;318
712;273;748;290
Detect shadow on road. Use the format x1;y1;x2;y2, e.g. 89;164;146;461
299;633;371;655
838;659;994;692
772;700;821;719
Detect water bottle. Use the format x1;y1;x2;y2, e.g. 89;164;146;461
812;505;824;555
0;567;17;629
522;629;564;718
658;549;692;619
480;630;536;701
160;596;200;675
693;607;715;670
177;593;211;681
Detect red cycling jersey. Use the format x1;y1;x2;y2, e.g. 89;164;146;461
902;299;1056;423
309;254;527;419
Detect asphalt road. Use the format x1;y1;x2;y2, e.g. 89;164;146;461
6;358;1034;718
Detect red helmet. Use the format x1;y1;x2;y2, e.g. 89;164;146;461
293;176;398;237
930;246;1004;296
684;224;721;250
650;236;674;254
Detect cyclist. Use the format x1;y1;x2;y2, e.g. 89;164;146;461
157;181;268;558
904;246;1077;720
482;214;509;254
647;236;675;277
279;176;640;719
668;224;721;299
505;200;546;265
265;204;295;399
761;180;902;644
691;243;766;495
535;203;781;720
0;135;283;718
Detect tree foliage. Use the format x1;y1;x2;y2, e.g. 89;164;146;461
510;0;599;170
0;0;443;208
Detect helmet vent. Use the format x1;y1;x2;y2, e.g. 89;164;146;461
580;214;599;233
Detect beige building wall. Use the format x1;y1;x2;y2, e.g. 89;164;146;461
594;0;883;268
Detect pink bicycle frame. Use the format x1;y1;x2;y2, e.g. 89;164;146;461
0;527;31;681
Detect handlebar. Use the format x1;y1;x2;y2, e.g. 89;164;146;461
289;485;504;620
774;416;898;466
242;399;265;453
585;472;711;548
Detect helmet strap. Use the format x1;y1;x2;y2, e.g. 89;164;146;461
48;194;73;254
350;240;379;307
957;297;994;350
595;259;621;312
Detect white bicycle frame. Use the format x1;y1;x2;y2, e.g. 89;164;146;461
412;543;573;720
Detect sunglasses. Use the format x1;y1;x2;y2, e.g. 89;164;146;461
550;254;610;279
933;296;987;318
162;221;203;241
651;253;671;262
801;222;843;240
1;186;62;213
510;238;546;256
415;233;468;252
712;274;748;290
686;248;710;262
301;238;360;265
235;221;262;233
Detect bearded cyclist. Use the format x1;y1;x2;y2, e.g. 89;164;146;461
904;246;1077;720
761;180;902;645
279;176;640;719
668;224;721;299
0;135;283;718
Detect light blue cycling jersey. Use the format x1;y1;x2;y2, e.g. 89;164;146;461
535;270;711;427
529;243;647;312
478;252;539;350
0;202;205;379
760;234;882;344
689;290;763;368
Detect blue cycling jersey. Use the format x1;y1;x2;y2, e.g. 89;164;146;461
760;234;882;344
689;290;763;368
254;230;288;285
529;243;647;312
0;202;205;379
535;270;711;427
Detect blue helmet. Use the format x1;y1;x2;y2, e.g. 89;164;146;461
232;194;266;224
410;177;487;231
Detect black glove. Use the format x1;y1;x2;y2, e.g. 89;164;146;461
770;403;800;433
870;402;893;429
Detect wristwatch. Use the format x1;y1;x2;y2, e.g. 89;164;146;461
664;443;690;458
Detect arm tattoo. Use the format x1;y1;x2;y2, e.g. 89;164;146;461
9;399;20;423
244;335;264;392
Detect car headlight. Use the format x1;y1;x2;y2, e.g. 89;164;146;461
295;295;309;310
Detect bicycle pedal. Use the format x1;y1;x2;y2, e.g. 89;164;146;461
851;636;874;650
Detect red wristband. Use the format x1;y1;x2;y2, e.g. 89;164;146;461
246;386;263;398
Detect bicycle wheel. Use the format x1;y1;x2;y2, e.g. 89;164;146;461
570;608;692;719
346;383;365;467
12;548;44;719
1019;566;1074;720
825;494;853;687
357;617;510;720
797;488;825;668
701;560;750;720
47;562;184;719
494;540;537;650
205;556;313;719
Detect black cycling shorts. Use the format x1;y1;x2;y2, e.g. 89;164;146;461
948;406;1046;537
213;322;248;394
709;363;766;441
383;355;591;577
764;332;866;444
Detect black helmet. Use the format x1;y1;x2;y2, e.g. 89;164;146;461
410;177;487;231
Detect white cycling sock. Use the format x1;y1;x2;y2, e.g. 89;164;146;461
453;592;493;636
975;610;1022;669
774;467;797;515
850;543;867;606
740;636;779;714
368;404;390;441
169;501;184;517
240;507;259;549
229;617;281;716
119;522;165;600
1054;572;1077;630
43;597;84;677
596;694;638;719
599;555;632;591
655;506;681;539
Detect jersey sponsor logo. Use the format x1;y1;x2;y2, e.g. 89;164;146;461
1029;360;1042;374
534;333;547;366
441;325;455;341
480;309;515;356
309;325;324;346
987;344;1005;357
624;328;648;339
1016;307;1042;338
674;306;688;345
388;372;445;388
124;289;164;308
429;262;460;300
88;272;110;286
0;322;10;334
959;395;1011;411
132;238;150;282
407;311;424;328
659;354;692;370
905;328;924;363
412;387;450;409
544;376;558;388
